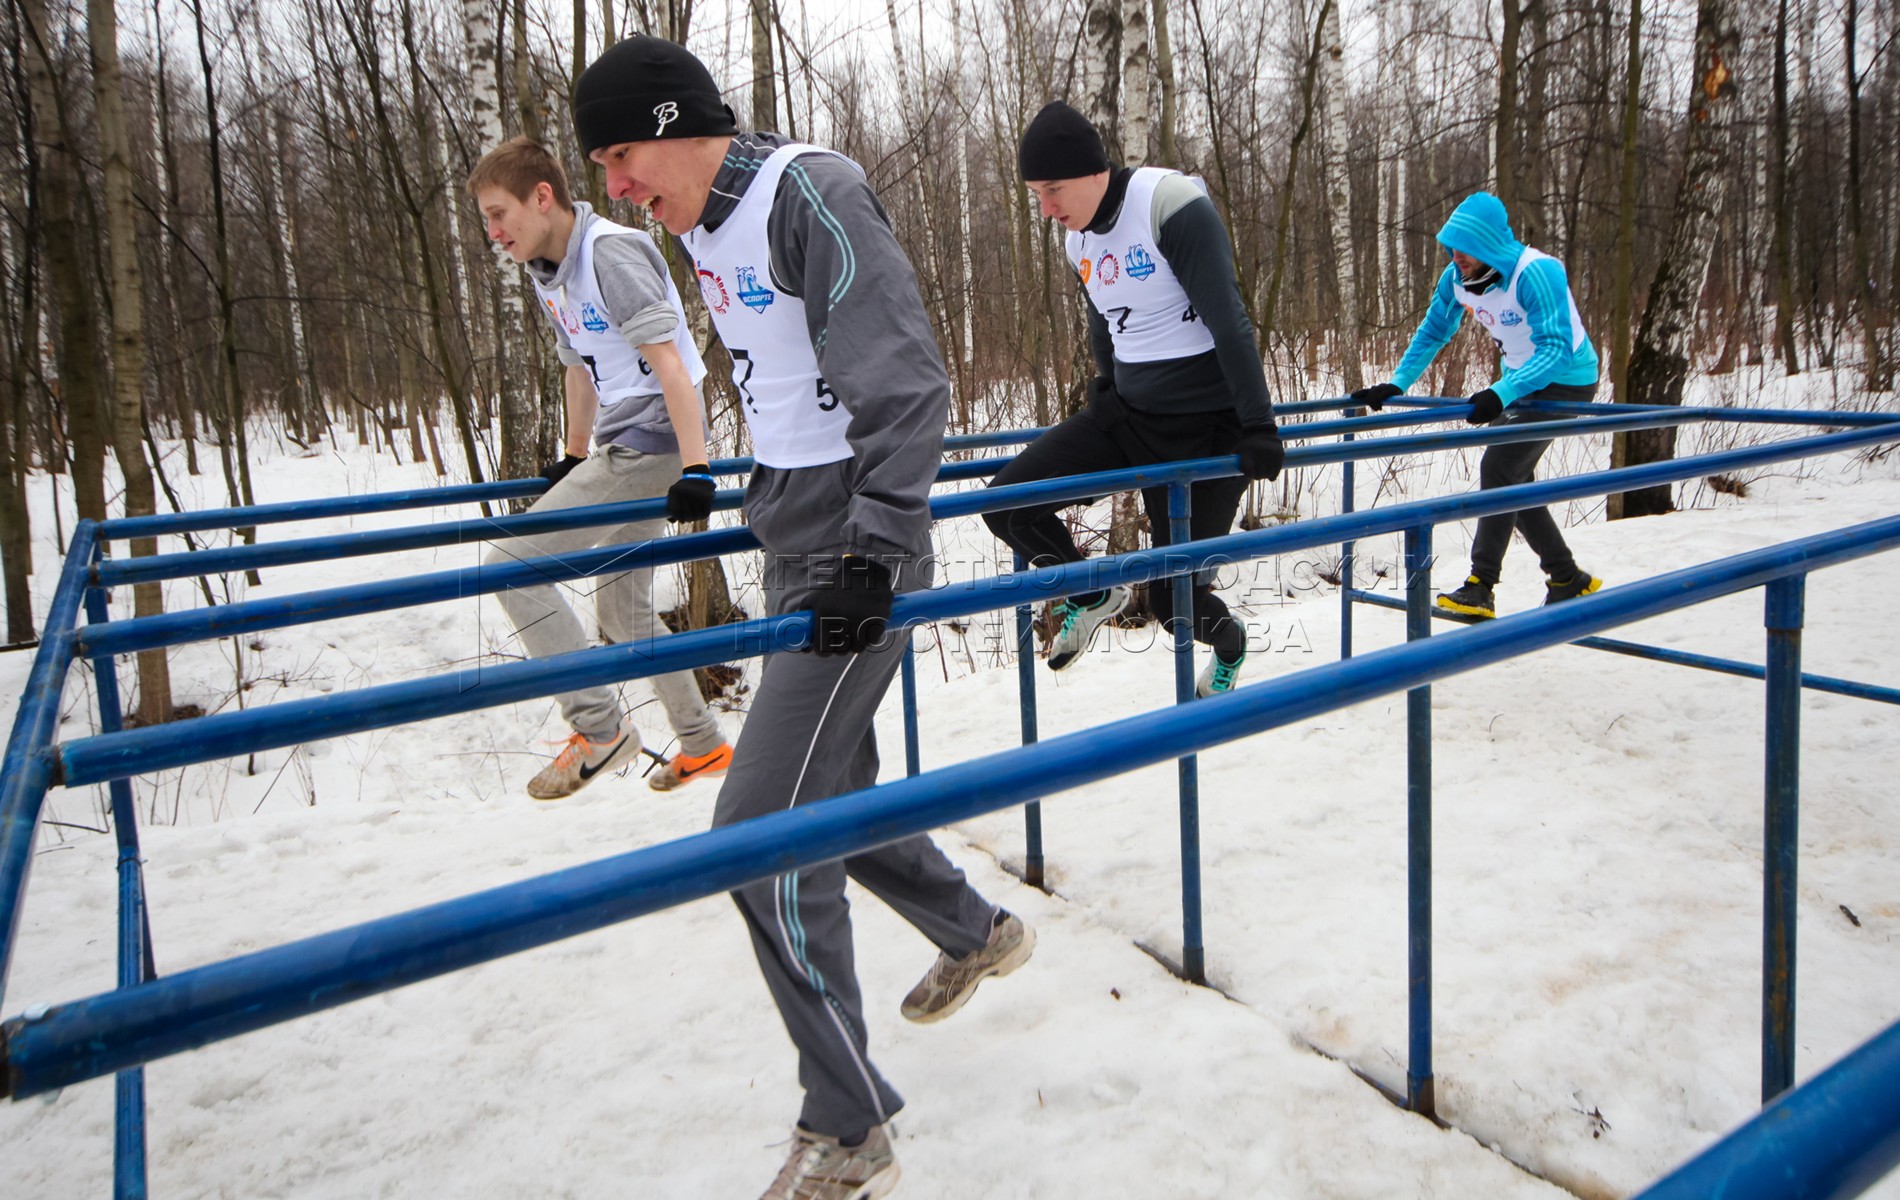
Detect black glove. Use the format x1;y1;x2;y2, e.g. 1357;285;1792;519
1237;425;1285;482
1465;388;1504;425
1350;382;1403;413
541;453;585;486
666;464;717;523
810;556;894;657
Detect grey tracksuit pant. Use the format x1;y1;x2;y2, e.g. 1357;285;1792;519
483;445;724;754
715;461;998;1140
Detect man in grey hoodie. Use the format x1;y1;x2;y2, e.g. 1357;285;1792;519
574;36;1032;1200
468;136;732;799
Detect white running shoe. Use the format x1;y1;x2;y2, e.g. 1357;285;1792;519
1045;585;1132;671
900;911;1036;1024
525;720;643;800
757;1123;900;1200
1195;650;1245;698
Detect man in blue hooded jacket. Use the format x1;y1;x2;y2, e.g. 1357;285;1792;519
1351;192;1602;620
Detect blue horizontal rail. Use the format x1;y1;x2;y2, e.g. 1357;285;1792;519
52;407;1727;787
8;513;1899;1100
74;406;1558;658
88;395;1433;542
87;406;1473;587
0;523;97;1005
1347;590;1900;705
1387;395;1900;429
1632;1016;1900;1200
92;428;1068;542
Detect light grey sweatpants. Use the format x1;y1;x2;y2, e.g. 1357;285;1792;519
483;445;724;754
715;461;998;1140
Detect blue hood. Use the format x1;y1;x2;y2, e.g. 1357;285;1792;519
1436;192;1526;279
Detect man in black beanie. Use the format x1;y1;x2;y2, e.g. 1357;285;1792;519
986;101;1285;698
574;34;1032;1200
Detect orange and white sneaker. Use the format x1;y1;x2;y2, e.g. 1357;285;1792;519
647;742;734;792
526;721;643;800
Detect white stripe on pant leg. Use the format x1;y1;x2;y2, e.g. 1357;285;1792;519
761;652;890;1128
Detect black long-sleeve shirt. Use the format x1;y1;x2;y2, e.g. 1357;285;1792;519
1084;167;1275;429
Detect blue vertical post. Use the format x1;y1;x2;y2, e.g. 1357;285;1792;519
1404;523;1436;1118
1341;406;1358;659
82;583;150;1200
1013;553;1044;890
1169;482;1205;984
900;629;921;778
1763;574;1804;1104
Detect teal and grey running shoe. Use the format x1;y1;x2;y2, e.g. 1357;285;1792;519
1045;584;1133;671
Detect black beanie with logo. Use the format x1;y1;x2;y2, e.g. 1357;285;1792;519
573;35;740;152
1017;101;1112;180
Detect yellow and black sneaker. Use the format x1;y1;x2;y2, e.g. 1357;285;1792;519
1545;571;1603;605
1435;575;1497;621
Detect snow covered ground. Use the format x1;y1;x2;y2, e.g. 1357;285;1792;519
3;392;1899;1199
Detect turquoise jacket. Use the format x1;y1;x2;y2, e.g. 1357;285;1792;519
1389;192;1599;405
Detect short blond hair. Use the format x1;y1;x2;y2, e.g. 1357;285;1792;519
466;136;573;209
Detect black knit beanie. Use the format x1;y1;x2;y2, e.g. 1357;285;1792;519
573;35;739;152
1017;101;1111;180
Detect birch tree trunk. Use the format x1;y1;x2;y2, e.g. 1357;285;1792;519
0;95;34;642
461;0;534;485
1121;0;1150;164
87;0;172;721
1081;0;1123;162
1613;0;1740;519
1320;0;1362;392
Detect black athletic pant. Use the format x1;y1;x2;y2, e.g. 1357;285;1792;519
983;385;1248;661
1468;381;1599;585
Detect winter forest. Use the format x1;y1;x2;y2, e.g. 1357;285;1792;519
1;0;1895;727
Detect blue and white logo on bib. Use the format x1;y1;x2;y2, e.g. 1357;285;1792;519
736;265;776;313
579;302;610;333
1499;310;1524;327
1125;244;1157;281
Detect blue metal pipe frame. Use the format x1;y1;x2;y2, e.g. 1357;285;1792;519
9;514;1900;1106
5;404;1898;1195
1168;482;1205;985
1014;553;1044;891
56;415;1892;795
1404;525;1435;1118
1763;575;1804;1103
1346;590;1900;706
82;583;150;1200
77;409;1688;657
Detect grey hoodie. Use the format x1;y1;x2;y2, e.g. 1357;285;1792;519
693;133;949;563
525;200;684;454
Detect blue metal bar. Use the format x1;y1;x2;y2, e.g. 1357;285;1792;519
900;630;920;778
1341;406;1358;659
57;418;1894;790
90;410;1458;588
82;585;149;1200
94;429;1066;541
1168;482;1205;985
1632;1016;1900;1200
1404;525;1435;1118
1384;394;1900;429
0;521;100;1008
83;408;1692;654
1348;589;1900;705
1014;553;1044;891
14;515;1900;1100
1763;575;1805;1104
98;477;551;540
